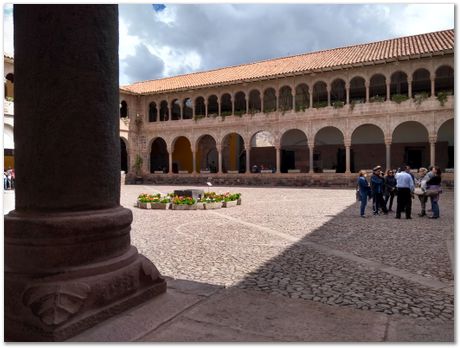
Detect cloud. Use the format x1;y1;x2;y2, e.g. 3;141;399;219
122;43;165;84
3;4;14;56
119;3;454;85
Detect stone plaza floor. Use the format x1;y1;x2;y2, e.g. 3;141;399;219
123;184;454;324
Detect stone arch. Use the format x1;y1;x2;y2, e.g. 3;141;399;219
412;68;431;97
263;87;277;112
221;93;232;116
435;65;454;95
436;118;454;169
369;74;386;101
120;137;128;173
248;89;261;114
183;98;193;119
208;95;219;116
390;71;408;99
312;81;328;108
159;100;169;121
171;99;181;120
222;132;246;173
196;134;218;173
234;91;246;115
330;78;346;105
314;126;344;172
195;96;205;117
171;136;192;173
120;100;128;118
295;83;309;111
150;137;169;173
250;130;276;172
148;101;158;122
280;129;309;173
351;124;385;172
279;85;293;111
349;76;366;103
392;121;429;169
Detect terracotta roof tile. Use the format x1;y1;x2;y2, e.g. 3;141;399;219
122;29;454;95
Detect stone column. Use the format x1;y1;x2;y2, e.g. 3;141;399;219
385;139;392;171
217;96;221;117
344;139;351;174
292;86;296;110
6;5;166;342
275;90;279;111
192;100;196;119
345;83;350;105
431;78;435;97
308;142;315;173
261;93;265;113
327;86;331;107
192;150;197;174
365;82;370;103
386;83;391;101
408;79;413;99
275;145;281;174
204;99;208;117
156;102;159;121
180;104;183;120
217;144;223;174
245;146;251;173
429;136;437;167
245;93;249;114
168;149;173;174
231;93;235;115
309;87;313;108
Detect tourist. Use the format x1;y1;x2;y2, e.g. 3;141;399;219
6;167;12;190
3;169;8;190
357;170;371;217
384;169;396;212
370;165;388;215
395;165;415;219
425;166;442;219
415;167;430;217
10;168;15;190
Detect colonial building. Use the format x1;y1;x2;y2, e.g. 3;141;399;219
121;29;454;186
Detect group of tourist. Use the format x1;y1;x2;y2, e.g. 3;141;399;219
357;165;442;219
3;167;15;190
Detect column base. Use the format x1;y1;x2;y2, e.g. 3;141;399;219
5;235;166;341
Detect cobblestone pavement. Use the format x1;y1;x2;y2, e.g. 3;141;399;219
122;184;454;322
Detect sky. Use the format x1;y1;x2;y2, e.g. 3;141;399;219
3;3;455;86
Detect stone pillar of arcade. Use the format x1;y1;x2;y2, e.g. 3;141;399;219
5;5;166;341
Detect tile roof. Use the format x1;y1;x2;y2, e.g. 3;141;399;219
121;29;454;95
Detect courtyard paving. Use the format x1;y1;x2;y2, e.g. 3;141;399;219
123;184;454;324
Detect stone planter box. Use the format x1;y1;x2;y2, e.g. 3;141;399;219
288;169;301;173
222;200;238;208
204;202;222;210
172;204;197;210
150;202;170;210
137;202;151;209
196;202;205;210
227;170;239;174
178;170;189;174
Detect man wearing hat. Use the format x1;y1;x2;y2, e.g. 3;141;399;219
370;165;388;215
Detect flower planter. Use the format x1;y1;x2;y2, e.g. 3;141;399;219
150;202;171;210
137;202;151;209
196;202;206;210
222;200;238;208
172;204;197;210
204;202;222;210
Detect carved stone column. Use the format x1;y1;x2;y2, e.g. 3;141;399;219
309;87;313;108
431;78;435;97
231;93;235;115
386;83;391;101
168;99;172;121
365;82;370;103
344;139;351;174
217;96;221;117
5;5;166;341
204;99;208;117
245;146;251;173
275;145;281;174
345;83;350;105
245;93;249;114
192;150;197;174
327;86;331;107
385;139;392;171
217;144;223;174
429;136;437;167
408;79;413;99
168;147;173;174
308;141;315;173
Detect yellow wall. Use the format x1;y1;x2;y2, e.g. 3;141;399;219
172;137;192;172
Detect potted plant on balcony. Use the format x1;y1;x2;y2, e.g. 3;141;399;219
436;90;451;106
391;94;409;104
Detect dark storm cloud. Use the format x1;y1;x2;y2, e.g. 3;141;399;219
122;42;165;83
118;4;452;84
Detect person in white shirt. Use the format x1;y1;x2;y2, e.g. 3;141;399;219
395;165;415;219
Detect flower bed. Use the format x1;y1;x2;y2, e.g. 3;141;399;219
137;193;171;209
171;195;197;210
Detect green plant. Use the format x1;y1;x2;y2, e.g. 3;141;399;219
369;95;385;103
263;108;275;114
193;114;205;122
234;110;245;117
313;101;328;108
413;92;429;106
295;103;307;112
172;195;196;205
391;94;409;104
134;155;143;176
6;96;14;102
436;90;451;106
332;101;344;109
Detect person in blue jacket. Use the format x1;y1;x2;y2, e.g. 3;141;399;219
357;170;371;217
370;165;388;215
